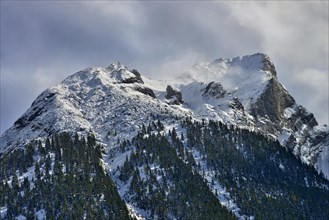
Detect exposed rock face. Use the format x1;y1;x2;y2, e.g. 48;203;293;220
202;82;226;99
247;63;322;170
122;77;143;84
107;62;144;84
124;69;144;84
288;106;318;130
229;97;244;112
262;54;277;77
134;86;156;98
14;91;57;129
250;78;295;123
165;85;183;104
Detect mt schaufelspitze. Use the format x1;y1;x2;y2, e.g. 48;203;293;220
1;53;327;177
1;53;328;219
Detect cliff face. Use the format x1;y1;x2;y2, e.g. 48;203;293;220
250;78;295;123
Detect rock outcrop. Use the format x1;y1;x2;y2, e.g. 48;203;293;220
202;82;226;99
165;85;183;104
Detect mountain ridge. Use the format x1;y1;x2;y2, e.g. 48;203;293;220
1;53;329;219
1;53;328;178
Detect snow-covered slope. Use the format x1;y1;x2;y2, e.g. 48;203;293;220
0;62;189;153
180;53;273;109
1;53;328;178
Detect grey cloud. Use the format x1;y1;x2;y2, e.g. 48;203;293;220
1;1;328;134
124;2;264;77
2;2;140;66
226;1;328;124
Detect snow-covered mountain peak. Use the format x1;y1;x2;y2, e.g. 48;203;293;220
106;61;125;71
211;52;271;70
1;54;328;179
61;63;144;88
177;53;277;115
182;53;274;88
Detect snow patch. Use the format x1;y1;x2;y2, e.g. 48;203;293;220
279;163;285;170
278;129;292;145
35;209;46;220
0;207;7;219
283;107;295;118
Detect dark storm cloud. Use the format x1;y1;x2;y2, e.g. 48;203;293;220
1;1;328;134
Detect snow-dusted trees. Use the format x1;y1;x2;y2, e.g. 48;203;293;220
0;132;132;219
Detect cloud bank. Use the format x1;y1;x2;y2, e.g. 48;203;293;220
1;1;328;134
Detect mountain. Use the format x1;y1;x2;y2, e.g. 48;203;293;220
1;53;328;219
1;53;327;178
179;53;328;178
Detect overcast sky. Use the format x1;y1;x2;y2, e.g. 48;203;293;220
1;1;328;134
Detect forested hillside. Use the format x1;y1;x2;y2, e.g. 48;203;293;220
1;119;329;219
0;133;132;219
